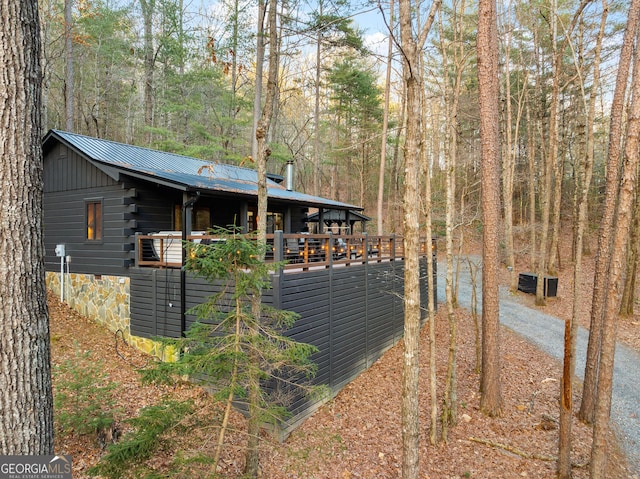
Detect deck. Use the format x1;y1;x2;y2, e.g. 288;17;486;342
134;231;434;271
130;231;436;434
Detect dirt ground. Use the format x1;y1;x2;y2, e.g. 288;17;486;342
49;230;639;478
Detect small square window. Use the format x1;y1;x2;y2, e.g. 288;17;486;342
87;200;103;240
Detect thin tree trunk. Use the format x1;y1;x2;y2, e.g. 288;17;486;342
477;0;503;417
139;0;155;145
391;82;407;233
526;103;537;271
558;6;606;476
422;112;438;445
246;0;277;475
500;0;517;292
377;0;394;235
620;165;640;316
422;89;438;445
536;0;559;305
0;0;54;455
398;2;440;475
313;1;323;197
251;0;266;162
439;0;467;435
579;0;640;424
64;0;74;131
398;20;422;479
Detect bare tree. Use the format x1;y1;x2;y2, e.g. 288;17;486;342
499;2;527;293
64;0;74;131
477;0;502;416
620;178;640;316
245;0;278;476
377;0;395;235
139;0;156;144
0;0;54;455
421;97;438;445
558;2;607;475
397;1;440;475
251;0;266;161
437;0;471;437
579;0;640;424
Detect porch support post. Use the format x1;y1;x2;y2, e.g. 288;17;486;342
181;192;199;337
272;230;284;310
240;201;249;232
318;208;325;234
285;206;292;233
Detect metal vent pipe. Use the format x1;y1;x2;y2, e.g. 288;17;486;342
286;160;294;191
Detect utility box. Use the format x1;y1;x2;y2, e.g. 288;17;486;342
518;272;558;297
54;244;66;257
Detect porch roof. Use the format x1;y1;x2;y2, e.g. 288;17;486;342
43;129;361;210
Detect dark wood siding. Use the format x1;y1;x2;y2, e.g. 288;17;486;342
43;145;182;276
44;144;117;192
43;185;131;276
129;258;434;431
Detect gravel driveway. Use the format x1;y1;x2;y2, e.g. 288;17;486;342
437;259;640;475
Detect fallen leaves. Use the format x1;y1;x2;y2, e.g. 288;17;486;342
48;247;634;479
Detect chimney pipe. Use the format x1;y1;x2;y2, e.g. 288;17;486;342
286;160;294;191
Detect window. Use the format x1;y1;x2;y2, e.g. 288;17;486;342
174;205;211;231
247;209;283;233
86;200;103;241
266;212;283;234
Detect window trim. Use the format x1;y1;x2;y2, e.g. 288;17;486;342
85;198;104;243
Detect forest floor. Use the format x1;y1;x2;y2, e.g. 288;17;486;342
50;231;640;479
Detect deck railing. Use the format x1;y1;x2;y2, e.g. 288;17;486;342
135;231;435;271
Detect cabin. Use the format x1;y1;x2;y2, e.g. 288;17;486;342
42;129;435;432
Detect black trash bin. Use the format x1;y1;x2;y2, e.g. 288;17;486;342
517;272;558;297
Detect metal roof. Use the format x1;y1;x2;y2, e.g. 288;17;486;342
44;130;361;210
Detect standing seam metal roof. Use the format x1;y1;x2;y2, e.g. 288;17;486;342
45;130;361;210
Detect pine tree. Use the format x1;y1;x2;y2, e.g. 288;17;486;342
141;227;319;476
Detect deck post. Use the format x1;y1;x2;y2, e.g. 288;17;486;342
272;231;284;310
134;232;141;267
273;230;284;263
390;234;396;261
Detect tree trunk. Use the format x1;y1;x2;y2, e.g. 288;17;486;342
251;0;266;162
0;0;54;455
246;0;277;475
421;102;438;445
590;34;640;476
558;6;607;476
377;0;394;235
500;0;518;292
579;0;640;424
313;1;323;197
477;0;502;417
139;0;155;145
398;1;439;475
398;23;422;479
620;168;640;316
526;103;537;271
64;0;74;131
536;0;559;305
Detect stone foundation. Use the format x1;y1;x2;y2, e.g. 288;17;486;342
47;271;130;333
46;271;175;360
